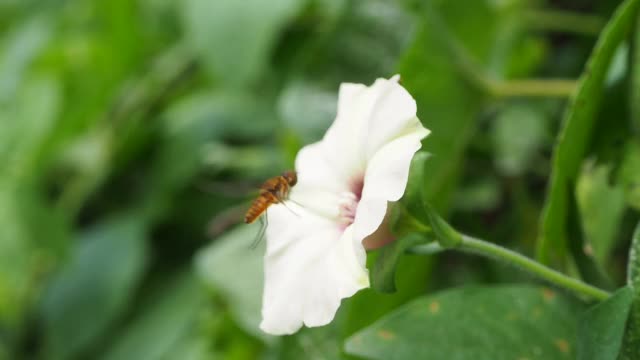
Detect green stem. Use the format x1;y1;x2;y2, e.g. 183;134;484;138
487;79;577;98
412;235;611;301
524;9;605;36
423;4;578;98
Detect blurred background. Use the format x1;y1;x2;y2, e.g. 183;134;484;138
0;0;635;358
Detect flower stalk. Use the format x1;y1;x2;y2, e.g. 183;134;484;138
411;235;611;301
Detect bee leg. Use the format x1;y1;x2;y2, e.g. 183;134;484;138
281;200;301;218
250;213;268;250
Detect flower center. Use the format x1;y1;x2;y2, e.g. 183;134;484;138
338;176;364;226
338;192;358;225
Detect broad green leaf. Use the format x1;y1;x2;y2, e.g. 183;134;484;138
182;0;303;87
577;287;634;360
538;0;640;266
100;272;206;360
40;215;149;360
371;234;430;293
345;285;580;360
274;323;343;360
343;253;435;339
195;224;270;341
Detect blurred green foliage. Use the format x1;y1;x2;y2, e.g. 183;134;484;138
1;0;640;359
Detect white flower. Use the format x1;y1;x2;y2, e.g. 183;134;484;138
260;75;430;335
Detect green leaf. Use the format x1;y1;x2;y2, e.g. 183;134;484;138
275;323;343;360
372;234;430;293
40;215;149;360
537;0;640;266
182;0;303;87
575;162;625;267
619;221;640;359
99;272;206;360
577;287;634;360
343;254;435;338
195;224;271;342
345;285;580;360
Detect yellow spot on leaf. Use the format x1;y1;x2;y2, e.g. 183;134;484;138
429;301;440;314
554;339;570;354
377;329;395;340
542;288;556;302
531;307;542;319
583;243;594;256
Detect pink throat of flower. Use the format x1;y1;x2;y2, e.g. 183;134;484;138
338;177;364;226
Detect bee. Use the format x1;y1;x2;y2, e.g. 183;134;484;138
244;170;298;224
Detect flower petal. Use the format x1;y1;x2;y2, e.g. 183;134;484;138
363;75;420;158
295;141;348;193
312;75;422;183
353;123;429;241
260;205;369;335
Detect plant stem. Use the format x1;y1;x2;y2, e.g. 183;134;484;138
486;79;577;98
423;4;578;98
523;9;605;36
411;235;611;301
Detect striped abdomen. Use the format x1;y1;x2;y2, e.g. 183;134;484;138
244;192;278;224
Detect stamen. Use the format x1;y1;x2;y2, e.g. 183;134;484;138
338;191;358;225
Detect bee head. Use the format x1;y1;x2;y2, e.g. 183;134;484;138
282;170;297;186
